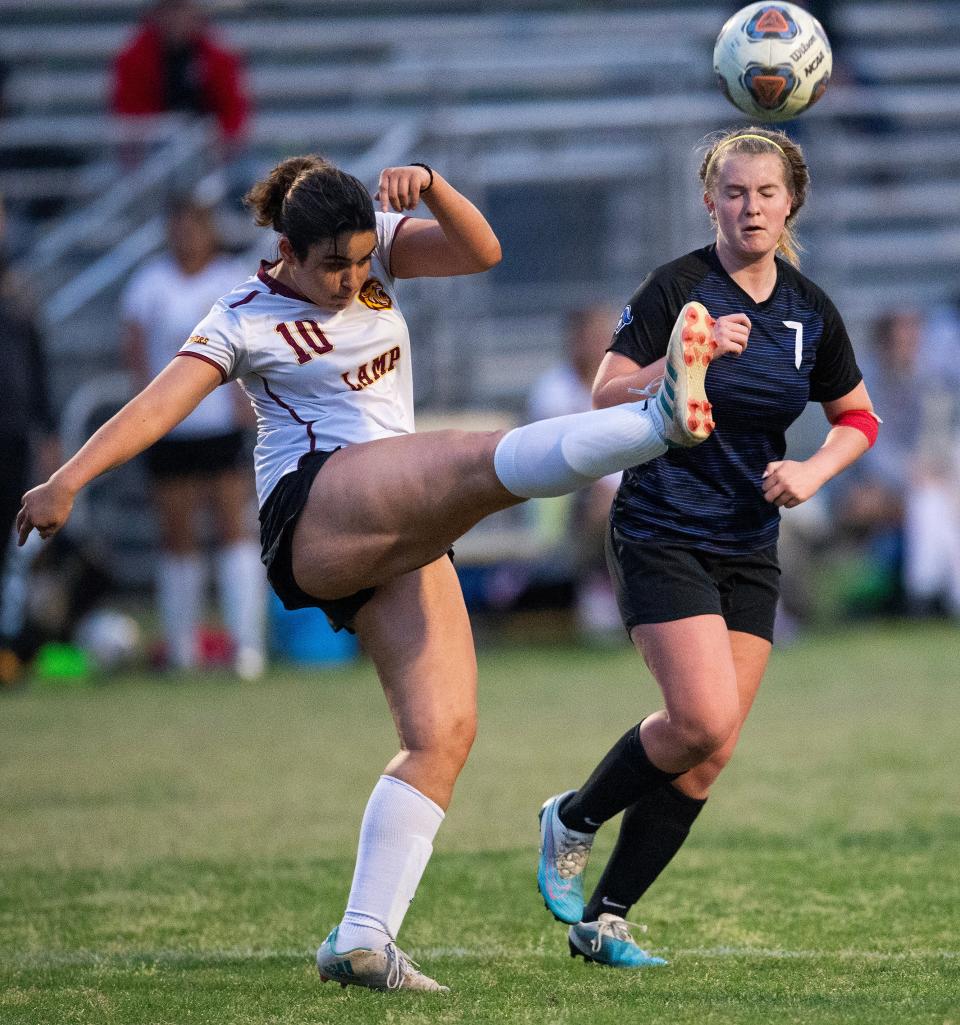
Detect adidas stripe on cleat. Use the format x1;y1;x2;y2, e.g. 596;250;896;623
316;927;449;992
655;301;716;447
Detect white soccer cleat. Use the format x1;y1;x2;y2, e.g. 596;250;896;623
654;301;717;447
316;927;449;992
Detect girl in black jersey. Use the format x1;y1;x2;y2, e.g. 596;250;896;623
537;127;880;968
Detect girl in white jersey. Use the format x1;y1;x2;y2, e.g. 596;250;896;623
18;155;731;993
121;195;265;679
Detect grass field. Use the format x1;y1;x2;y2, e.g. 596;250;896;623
2;622;958;1024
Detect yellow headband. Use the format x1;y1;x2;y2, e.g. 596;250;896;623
705;134;789;177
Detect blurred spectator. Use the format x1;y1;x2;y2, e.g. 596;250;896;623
837;308;960;617
905;301;960;616
120;195;265;678
527;306;622;640
111;0;250;146
0;194;60;681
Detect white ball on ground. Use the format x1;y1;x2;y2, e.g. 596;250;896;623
74;609;142;671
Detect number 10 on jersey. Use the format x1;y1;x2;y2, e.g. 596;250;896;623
276;320;334;364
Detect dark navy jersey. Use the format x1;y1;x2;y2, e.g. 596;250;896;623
609;245;862;554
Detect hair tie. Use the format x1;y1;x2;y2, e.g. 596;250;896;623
410;162;434;192
705;134;788;177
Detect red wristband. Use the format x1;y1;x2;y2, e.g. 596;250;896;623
830;409;879;448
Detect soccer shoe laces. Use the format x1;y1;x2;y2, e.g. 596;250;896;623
384;942;421;990
591;914;649;954
627;377;665;403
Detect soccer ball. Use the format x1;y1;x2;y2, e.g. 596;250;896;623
74;609;141;671
713;2;832;122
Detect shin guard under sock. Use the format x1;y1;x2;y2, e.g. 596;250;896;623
559;723;680;832
583;784;706;922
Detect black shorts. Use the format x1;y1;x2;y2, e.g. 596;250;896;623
605;522;781;642
258;449;375;634
145;429;247;479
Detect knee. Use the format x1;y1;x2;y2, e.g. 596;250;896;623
680;742;737;796
669;711;738;764
414;713;477;776
446;714;477;769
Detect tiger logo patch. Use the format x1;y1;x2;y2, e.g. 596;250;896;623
358;278;392;310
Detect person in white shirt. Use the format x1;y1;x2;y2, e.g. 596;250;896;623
527;306;623;639
121;196;265;678
18;155;722;992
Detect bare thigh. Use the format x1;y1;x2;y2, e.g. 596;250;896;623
292;429;521;599
353;555;478;810
152;477;200;554
632;615;743;774
207;468;256;545
673;629;772;799
154;469;255;551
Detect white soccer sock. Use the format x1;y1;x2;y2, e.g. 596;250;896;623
336;775;444;951
215;540;267;677
493;400;668;499
157;553;204;669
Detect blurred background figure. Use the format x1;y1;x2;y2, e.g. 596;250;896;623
527;306;622;642
903;301;960;617
831;310;916;614
0;194;60;682
120;194;265;678
836;308;960;618
111;0;249;148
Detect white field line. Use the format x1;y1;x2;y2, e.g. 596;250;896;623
420;946;960;962
6;945;960;969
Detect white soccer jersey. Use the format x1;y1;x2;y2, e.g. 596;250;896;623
176;212;414;506
121;253;247;439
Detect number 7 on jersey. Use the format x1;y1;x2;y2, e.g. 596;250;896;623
783;320;803;370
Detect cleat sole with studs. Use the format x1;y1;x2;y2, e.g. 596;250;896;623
666;302;715;444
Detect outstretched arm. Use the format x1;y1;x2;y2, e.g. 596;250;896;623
376;165;502;278
17;355;223;543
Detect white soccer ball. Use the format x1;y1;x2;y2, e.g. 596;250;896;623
713;2;832;123
74;609;142;671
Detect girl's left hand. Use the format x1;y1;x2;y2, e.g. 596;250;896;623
761;459;826;508
375;166;433;213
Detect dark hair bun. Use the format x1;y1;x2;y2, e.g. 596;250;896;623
243;155;332;230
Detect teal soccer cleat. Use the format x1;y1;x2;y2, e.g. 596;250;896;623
537;791;596;925
568;913;668;968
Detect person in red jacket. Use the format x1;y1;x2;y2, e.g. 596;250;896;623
111;0;249;143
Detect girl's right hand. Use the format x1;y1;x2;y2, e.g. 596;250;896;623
16;476;76;545
710;312;751;359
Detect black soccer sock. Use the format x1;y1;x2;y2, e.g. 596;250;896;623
582;783;706;923
559;723;680;833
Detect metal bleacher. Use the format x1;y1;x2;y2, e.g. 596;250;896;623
3;0;960;414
